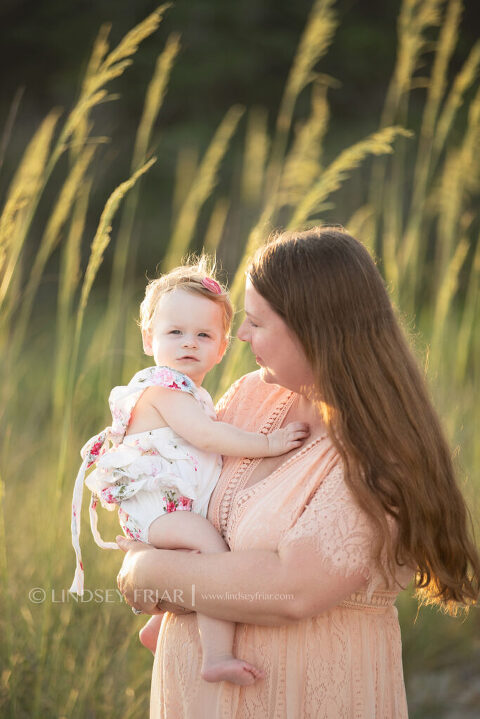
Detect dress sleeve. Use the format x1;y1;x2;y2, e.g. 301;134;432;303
109;366;199;435
146;366;198;396
278;463;377;584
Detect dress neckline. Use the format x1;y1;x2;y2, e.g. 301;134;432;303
236;433;328;499
213;389;329;538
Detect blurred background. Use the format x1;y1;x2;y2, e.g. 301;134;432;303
1;0;479;717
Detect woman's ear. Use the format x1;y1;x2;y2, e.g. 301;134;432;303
142;329;154;356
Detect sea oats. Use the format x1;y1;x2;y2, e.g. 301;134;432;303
102;5;170;69
433;41;480;167
241;107;269;205
9;146;97;360
54;181;93;423
381;0;444;127
163;105;244;271
430;237;470;364
203;198;230;254
78;158;156;317
279;82;330;207
289;126;412;227
132;32;180;171
455;238;480;382
266;0;337;197
0;111;60;312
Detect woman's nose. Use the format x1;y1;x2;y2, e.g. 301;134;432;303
237;320;249;342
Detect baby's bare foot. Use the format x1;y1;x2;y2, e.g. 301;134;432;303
201;656;264;685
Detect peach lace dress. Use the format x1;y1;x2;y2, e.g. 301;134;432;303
151;372;412;718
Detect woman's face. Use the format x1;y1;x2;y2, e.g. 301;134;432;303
237;278;315;393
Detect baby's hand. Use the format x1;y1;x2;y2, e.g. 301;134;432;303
266;422;310;456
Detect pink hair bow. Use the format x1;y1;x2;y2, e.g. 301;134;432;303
201;277;222;294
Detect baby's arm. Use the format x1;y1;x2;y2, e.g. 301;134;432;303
145;386;309;457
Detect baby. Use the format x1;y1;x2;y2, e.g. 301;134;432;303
70;258;309;686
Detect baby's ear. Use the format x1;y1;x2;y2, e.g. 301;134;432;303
216;337;228;364
142;329;153;356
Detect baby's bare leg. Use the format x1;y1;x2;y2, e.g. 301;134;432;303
148;512;264;685
139;614;163;655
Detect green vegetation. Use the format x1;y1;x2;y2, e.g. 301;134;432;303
1;1;478;716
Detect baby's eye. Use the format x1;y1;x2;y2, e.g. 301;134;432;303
169;330;181;334
198;332;210;338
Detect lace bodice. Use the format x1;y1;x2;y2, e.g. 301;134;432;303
151;371;411;718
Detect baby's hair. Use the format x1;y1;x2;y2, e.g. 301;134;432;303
139;255;233;339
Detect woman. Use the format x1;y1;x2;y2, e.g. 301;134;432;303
117;227;480;718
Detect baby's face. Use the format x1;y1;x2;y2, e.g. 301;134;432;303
143;288;227;385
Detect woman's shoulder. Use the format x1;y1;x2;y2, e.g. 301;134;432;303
215;371;291;427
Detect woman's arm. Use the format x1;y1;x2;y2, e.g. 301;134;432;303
116;535;366;626
149;386;309;458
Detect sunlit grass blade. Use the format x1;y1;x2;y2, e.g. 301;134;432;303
163;105;244;271
77;23;111;99
397;0;464;301
172;146;199;217
266;0;337;199
346;205;376;253
407;0;462;234
203;198;230;254
0;471;15;714
278;81;330;208
289;126;412;228
133;33;180;171
418;0;462;148
380;0;444;128
102;5;170;70
77;159;156;329
432;40;480;169
429;236;469;367
53;179;93;424
74;4;170;109
0;111;60;313
370;0;444;258
241;107;269;205
430;85;480;287
455;237;479;382
10;145;97;357
70;24;111;163
0;86;24;178
51;5;170;176
228;206;274;310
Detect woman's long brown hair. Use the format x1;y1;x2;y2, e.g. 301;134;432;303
248;227;479;613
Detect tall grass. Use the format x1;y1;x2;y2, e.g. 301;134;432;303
1;0;479;717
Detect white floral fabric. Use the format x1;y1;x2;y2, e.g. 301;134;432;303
70;366;222;595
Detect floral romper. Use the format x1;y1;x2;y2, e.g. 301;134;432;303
70;366;222;595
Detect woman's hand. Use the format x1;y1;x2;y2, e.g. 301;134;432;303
116;535;194;615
